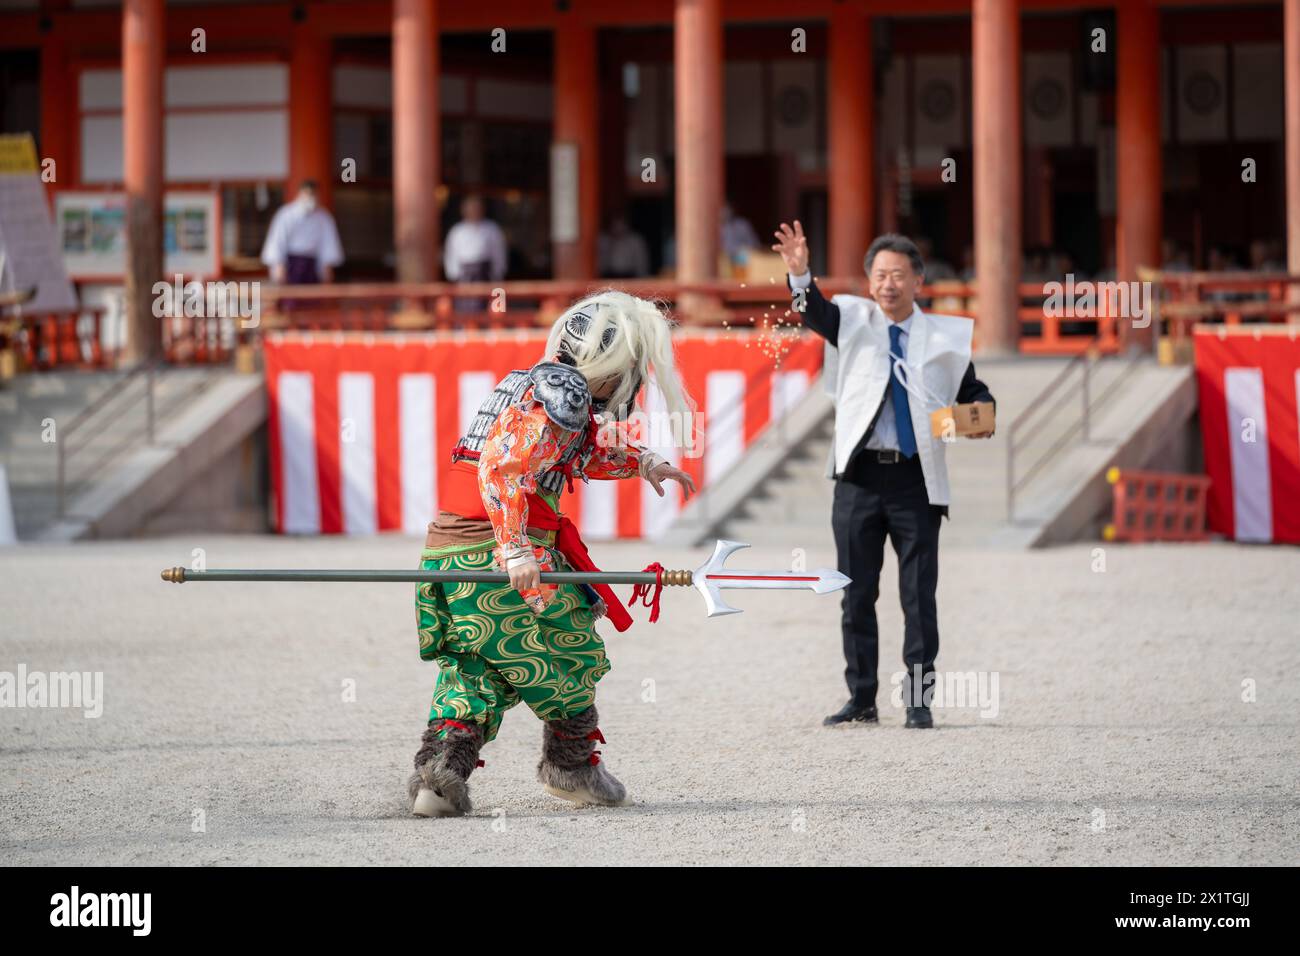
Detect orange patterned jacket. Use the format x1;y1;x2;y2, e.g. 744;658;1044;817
478;384;646;556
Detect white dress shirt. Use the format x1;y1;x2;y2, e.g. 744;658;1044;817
443;219;508;281
863;313;914;453
260;199;344;269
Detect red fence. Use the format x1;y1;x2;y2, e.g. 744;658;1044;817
1102;468;1210;543
1143;270;1300;350
5;272;1299;372
251;278;1125;354
0;309;113;371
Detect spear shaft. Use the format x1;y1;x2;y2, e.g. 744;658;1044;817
161;568;691;585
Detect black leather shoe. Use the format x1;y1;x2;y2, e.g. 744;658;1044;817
823;701;878;726
904;706;934;729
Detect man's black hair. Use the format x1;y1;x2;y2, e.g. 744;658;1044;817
301;179;319;192
864;233;925;277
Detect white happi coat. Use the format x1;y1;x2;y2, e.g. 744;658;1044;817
821;297;974;507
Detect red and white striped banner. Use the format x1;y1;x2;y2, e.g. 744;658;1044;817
264;330;824;539
1194;328;1300;544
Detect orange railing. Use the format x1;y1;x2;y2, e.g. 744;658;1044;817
924;280;1124;354
161;313;252;367
1;309;114;372
7;272;1299;372
250;277;1122;351
1140;270;1300;349
257;279;830;331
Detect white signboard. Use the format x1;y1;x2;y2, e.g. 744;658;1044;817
550;142;579;244
0;134;78;314
55;190;221;280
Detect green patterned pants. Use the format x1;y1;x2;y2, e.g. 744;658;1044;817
415;539;610;743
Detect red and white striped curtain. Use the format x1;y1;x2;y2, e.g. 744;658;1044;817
264;330;825;539
1195;329;1300;544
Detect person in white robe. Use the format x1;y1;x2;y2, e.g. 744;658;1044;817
443;196;508;284
260;181;344;284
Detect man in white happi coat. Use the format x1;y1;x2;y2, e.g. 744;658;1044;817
772;223;996;730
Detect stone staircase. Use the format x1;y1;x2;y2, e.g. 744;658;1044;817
0;367;232;540
667;355;1197;551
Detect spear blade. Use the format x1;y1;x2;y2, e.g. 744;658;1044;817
692;539;850;617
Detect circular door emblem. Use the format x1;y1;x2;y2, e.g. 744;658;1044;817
919;80;956;122
1029;79;1066;120
1183;71;1222;115
777;86;811;126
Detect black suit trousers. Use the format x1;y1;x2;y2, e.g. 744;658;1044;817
831;455;943;709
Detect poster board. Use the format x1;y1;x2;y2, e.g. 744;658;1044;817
550;142;579;244
0;134;79;314
55;190;221;280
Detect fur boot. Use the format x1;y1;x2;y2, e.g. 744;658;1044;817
408;719;484;817
537;705;627;806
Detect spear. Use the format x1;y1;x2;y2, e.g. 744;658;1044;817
161;539;850;618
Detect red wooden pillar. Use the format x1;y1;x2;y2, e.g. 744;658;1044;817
828;4;874;277
122;0;164;363
289;18;332;209
1116;0;1161;351
972;0;1021;355
1285;0;1300;281
393;0;439;282
553;20;599;279
39;2;72;199
674;0;723;286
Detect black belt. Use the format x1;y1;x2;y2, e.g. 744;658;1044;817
869;449;913;464
838;448;918;483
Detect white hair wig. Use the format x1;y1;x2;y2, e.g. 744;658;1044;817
545;290;696;448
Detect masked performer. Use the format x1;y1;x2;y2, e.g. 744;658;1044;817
409;291;698;817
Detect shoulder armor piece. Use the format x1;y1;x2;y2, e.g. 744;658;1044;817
528;362;591;432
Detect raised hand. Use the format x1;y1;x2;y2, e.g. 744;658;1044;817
771;220;809;276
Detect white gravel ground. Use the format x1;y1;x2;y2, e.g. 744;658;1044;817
1;533;1296;866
